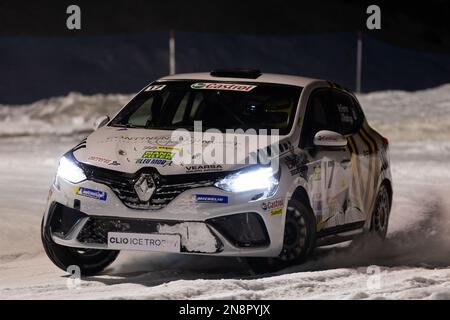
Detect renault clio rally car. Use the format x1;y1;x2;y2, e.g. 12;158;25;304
41;69;392;275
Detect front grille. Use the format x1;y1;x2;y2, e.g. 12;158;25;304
77;216;174;244
82;164;226;210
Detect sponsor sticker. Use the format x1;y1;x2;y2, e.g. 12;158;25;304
136;158;171;166
316;215;324;230
191;82;256;92
88;156;112;164
143;145;183;153
145;84;166;91
317;134;339;142
313;193;322;211
284;153;308;177
107;232;180;252
185;164;223;173
109;160;121;166
313;166;321;180
262;198;284;211
270;208;283;216
142;151;174;160
88;156;121;166
193;194;228;204
74;186;107;201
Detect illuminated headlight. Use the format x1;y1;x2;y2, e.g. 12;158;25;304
56;155;86;184
214;166;279;197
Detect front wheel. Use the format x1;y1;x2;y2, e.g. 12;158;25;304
41;218;119;276
246;199;316;274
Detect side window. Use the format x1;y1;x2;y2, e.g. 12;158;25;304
301;88;337;147
128;96;154;126
331;90;361;135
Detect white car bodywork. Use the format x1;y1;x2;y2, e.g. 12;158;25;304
43;72;392;258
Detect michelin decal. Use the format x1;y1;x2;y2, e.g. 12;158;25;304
193;194;229;204
74;186;107;201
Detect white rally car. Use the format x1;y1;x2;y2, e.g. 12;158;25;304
41;69;392;275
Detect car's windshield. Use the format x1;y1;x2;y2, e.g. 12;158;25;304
109;81;302;135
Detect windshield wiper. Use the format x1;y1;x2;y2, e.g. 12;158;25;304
111;123;147;129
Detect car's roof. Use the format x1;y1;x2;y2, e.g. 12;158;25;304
158;72;319;87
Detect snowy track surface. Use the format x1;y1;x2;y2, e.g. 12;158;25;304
1;85;450;299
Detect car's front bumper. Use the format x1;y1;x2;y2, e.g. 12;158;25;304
43;174;289;257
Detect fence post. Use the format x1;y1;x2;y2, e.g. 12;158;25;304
169;30;176;75
356;31;363;93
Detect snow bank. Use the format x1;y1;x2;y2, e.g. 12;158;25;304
1;84;450;141
358;83;450;142
0;92;132;136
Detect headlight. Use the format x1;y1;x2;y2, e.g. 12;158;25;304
214;166;279;197
56;155;86;184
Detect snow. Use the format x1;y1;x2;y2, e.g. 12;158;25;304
0;92;132;137
358;83;450;142
1;84;450;299
158;223;219;253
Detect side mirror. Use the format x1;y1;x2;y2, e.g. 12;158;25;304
93;115;110;130
313;130;347;148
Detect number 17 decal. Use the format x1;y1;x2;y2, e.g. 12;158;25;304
327;160;335;189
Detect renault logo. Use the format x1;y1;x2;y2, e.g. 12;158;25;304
134;174;156;202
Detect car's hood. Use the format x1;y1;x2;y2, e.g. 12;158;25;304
73;126;288;175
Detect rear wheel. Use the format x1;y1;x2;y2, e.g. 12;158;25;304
370;184;391;238
41;217;119;276
246;199;316;274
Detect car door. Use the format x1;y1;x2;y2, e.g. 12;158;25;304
330;88;366;225
300;88;353;232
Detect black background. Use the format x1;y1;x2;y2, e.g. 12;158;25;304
1;0;450;104
2;0;449;53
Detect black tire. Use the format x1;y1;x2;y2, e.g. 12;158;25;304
41;217;120;276
246;199;316;274
370;184;391;238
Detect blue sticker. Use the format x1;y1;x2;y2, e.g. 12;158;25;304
194;194;228;204
75;186;107;201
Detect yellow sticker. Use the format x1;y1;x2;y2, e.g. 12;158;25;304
142;151;173;160
313;166;321;180
156;146;182;152
270;208;283;216
316;215;324;231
